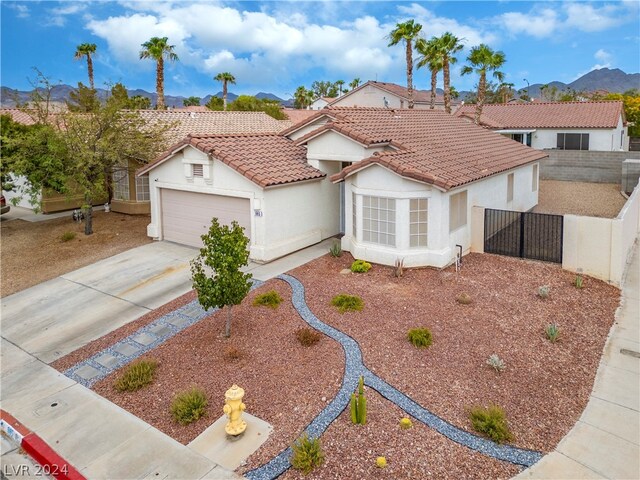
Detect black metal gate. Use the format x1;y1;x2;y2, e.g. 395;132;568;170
484;209;563;263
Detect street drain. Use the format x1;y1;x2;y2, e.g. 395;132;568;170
50;402;59;407
620;349;640;358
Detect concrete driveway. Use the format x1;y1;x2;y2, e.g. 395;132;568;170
1;241;198;364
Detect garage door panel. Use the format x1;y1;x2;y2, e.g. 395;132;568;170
161;189;251;248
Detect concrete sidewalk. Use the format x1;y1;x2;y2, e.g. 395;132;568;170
516;244;640;479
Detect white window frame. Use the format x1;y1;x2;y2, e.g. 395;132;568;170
113;169;130;201
409;198;428;248
362;195;396;247
136;176;150;202
449;190;467;233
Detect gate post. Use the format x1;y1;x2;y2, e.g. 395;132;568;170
519;212;526;258
471;206;485;253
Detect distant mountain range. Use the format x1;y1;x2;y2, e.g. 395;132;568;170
1;68;638;109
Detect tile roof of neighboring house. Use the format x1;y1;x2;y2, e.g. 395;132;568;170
292;107;547;191
282;108;318;124
133;110;293;144
1;108;40;125
455;101;624;129
138;134;325;188
170;106;210;112
331;81;455;106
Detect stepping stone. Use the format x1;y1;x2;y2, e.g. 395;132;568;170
166;315;191;328
74;364;101;381
113;343;140;357
94;353;120;369
148;324;172;338
132;332;157;347
340;269;351;275
180;303;207;319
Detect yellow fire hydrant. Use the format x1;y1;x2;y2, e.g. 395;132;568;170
223;384;247;436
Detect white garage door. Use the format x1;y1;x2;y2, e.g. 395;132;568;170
161;189;251;248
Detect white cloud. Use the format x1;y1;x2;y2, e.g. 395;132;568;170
594;49;612;64
499;9;558;38
46;2;88;26
6;3;29;18
564;3;623;32
573;49;614;80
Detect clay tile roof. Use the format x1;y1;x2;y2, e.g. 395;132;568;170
140;134;325;188
0;108;43;125
133;110;293;144
455;101;624;129
319;107;547;190
282;108;318;125
336;81;458;105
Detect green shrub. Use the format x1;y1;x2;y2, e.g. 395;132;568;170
399;417;413;430
290;433;324;475
296;327;321;347
538;285;551;299
575;275;584;289
407;327;433;348
60;231;76;242
545;323;560;343
486;354;506;373
329;241;342;257
171;387;208;425
331;294;364;313
468;405;514;444
350;259;371;273
253;290;283;309
114;359;158;392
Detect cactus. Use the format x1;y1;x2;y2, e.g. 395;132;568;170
350;376;367;425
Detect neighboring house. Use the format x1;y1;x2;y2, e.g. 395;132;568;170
282;108;318;124
140;107;546;268
455;101;628;151
329;81;456;110
112;110;293;215
310;97;336;110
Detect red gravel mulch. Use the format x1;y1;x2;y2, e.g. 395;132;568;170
290;253;620;453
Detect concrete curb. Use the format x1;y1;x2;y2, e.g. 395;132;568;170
1;410;85;480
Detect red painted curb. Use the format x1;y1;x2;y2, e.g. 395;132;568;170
22;434;85;480
1;410;85;480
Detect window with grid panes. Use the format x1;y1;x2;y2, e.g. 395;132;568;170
136;176;150;201
113;170;129;201
410;198;428;247
362;196;396;247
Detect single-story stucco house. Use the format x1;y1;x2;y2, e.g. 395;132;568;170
455;101;628;151
139;107;546;268
310;97;336;110
329;81;458;110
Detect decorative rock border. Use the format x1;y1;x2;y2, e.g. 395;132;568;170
64;280;263;387
245;274;542;480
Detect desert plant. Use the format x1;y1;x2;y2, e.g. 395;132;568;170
60;231;76;242
399;417;413;430
290;433;324;475
296;327;322;347
394;257;404;277
456;292;472;305
171;387;208;425
350;259;371;273
486;354;506;373
376;456;387;468
223;345;243;361
253;290;283;309
407;327;433;348
468;405;514;444
114;359;158;392
545;323;560;343
350;376;367;425
538;285;551;299
329;241;342;257
331;294;364;313
575;274;584;289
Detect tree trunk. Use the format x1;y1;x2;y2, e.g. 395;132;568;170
83;195;93;236
430;70;437;110
225;305;232;337
406;41;414;109
475;72;486;125
443;57;451;114
156;58;165;110
87;55;94;90
223;81;228;111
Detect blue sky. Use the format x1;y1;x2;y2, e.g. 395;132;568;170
2;1;639;99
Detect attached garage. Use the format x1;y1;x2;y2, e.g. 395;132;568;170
160;189;251;248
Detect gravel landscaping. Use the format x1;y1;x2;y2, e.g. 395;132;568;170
0;211;151;297
534;180;627;218
61;251;619;477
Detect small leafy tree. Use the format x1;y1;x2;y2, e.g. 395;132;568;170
183;96;201;107
205;96;224;111
191;219;253;337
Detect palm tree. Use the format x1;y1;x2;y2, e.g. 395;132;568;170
214;72;236;111
349;78;361;90
461;44;506;124
74;43;97;89
139;37;179;110
294;86;313;109
416;37;443;110
437;32;464;113
387;20;423;109
335;80;345;96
